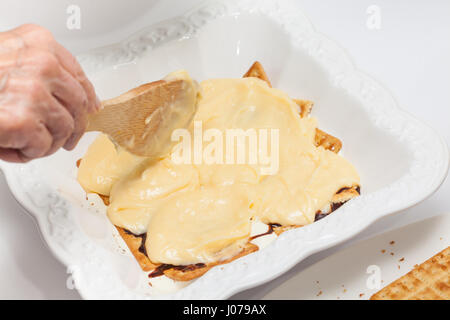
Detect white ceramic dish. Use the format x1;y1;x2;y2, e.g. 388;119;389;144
0;0;448;299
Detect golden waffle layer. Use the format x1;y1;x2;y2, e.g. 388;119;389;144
371;246;450;300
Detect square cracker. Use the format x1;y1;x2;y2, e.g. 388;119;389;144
371;246;450;300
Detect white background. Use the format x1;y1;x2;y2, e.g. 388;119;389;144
0;0;448;299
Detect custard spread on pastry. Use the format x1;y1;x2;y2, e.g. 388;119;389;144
78;71;360;266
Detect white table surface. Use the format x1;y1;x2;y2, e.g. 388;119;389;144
0;0;448;299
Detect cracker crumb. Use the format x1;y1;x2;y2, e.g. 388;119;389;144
397;265;400;269
399;257;405;262
317;290;323;297
390;241;395;245
148;282;152;287
381;249;386;254
390;252;394;256
359;293;365;298
343;289;347;293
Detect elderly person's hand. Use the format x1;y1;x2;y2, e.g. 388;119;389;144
0;24;100;162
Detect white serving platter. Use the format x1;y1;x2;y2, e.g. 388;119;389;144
0;0;448;299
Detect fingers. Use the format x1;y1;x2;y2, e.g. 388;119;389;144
53;42;100;113
45;44;99;149
14;47;88;151
0;110;52;161
63;111;87;151
0;102;72;161
49;44;100;149
44;94;75;155
25;25;101;148
0;148;24;163
19;120;53;159
49;67;88;150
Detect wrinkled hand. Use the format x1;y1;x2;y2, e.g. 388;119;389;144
0;24;100;162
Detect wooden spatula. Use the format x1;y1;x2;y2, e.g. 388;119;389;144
86;76;199;158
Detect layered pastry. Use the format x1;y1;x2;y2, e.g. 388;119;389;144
77;62;361;281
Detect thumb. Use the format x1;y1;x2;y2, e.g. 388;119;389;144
0;147;29;163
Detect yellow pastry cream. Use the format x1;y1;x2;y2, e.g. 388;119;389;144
78;72;360;266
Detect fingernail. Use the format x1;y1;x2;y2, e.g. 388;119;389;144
63;138;76;151
96;94;102;111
